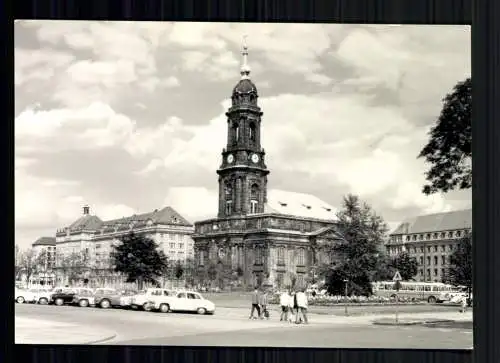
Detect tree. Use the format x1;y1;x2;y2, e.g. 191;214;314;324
418;78;471;195
111;232;168;290
18;249;37;285
15;245;23;280
447;235;472;297
391;252;418;281
174;261;184;280
324;194;389;296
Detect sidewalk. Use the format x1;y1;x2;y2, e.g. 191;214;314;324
311;310;473;326
15;317;116;344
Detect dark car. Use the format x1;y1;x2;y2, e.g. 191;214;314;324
51;288;78;306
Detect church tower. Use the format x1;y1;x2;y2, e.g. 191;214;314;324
217;37;269;218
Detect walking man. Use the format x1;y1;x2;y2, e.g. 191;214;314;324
295;288;309;324
259;289;269;319
279;289;291;321
249;287;261;319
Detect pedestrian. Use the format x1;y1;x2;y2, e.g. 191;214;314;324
279;289;291;321
460;295;467;313
259;289;269;319
296;288;309;324
249;287;261;319
292;290;300;323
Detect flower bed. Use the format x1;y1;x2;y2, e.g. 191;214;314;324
268;294;426;306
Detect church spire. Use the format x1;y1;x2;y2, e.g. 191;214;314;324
240;35;251;80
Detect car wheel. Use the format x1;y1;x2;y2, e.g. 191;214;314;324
100;299;111;309
390;294;397;300
79;299;89;307
197;307;207;315
16;296;25;304
55;298;64;306
428;296;437;304
159;304;170;313
39;297;49;305
143;303;151;311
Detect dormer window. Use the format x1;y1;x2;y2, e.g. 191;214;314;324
323;207;332;212
302;204;311;210
279;202;287;207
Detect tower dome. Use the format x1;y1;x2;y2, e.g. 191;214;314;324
231;36;258;105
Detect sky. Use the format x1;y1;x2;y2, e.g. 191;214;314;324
14;21;472;250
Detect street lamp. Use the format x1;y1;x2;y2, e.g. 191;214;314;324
343;279;349;316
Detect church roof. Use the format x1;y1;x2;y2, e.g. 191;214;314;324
264;189;337;221
63;206;192;232
390;208;472;235
32;237;56;247
233;79;257;94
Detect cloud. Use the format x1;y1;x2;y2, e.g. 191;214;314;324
15;102;136;152
163;187;218;222
14;22;471;249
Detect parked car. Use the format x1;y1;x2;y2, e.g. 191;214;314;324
14;288;38;304
94;288;137;309
72;288;96;307
31;289;53;305
51;288;79;306
131;288;174;311
148;290;215;315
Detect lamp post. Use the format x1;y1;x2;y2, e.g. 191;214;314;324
343;279;349;316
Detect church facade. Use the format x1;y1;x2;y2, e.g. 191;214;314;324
192;41;343;289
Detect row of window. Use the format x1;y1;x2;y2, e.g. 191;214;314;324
419;255;450;266
419;268;446;278
392;229;470;243
225;200;259;215
276;247;306;265
389;244;456;255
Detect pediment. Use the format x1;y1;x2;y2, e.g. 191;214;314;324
310;226;344;241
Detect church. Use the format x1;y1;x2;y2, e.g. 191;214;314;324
192;40;344;289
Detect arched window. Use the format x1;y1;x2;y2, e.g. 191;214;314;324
250;184;259;214
232;122;239;143
249;122;256;143
225;182;233;215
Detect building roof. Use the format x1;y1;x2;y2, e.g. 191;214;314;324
63;206;192;232
264;189;337;221
390;208;472;235
32;237;56;247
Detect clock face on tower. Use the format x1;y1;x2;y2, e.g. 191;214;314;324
251;153;260;163
226;154;234;163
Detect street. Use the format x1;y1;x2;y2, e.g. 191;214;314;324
15;304;473;348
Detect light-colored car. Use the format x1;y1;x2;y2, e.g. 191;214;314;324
15;288;38;304
131;288;173;311
72;288;96;307
31;289;53;305
94;288;137;309
149;290;216;315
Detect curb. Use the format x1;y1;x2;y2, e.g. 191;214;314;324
373;318;457;326
85;333;118;345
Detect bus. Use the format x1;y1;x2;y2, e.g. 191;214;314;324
371;281;462;303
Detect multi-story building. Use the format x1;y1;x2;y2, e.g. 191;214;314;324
192;41;343;289
30;237;57;286
387;208;472;282
55;205;194;286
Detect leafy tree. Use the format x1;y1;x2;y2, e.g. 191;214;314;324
111;232;168;290
15;245;23;280
183;258;196;288
447;235;472;297
324;194;389;296
174;261;184;280
418;78;471;195
18;248;37;285
391;252;418;281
